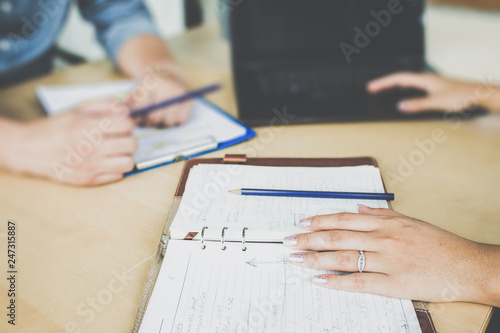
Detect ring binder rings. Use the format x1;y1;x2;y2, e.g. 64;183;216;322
200;226;250;251
200;226;208;250
242;227;248;251
220;227;227;250
133;154;435;333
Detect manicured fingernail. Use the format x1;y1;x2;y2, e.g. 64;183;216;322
298;218;311;227
283;236;298;246
289;253;306;263
398;101;410;112
313;275;328;284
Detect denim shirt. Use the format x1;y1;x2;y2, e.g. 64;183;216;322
0;0;158;75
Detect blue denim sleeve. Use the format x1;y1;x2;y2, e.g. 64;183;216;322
78;0;159;64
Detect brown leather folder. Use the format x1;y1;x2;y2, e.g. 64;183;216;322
132;154;436;333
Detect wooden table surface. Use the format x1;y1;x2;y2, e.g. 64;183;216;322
1;24;499;333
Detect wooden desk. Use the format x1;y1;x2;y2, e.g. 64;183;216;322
1;24;498;333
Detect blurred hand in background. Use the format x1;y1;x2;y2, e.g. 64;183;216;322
0;101;137;186
126;61;192;128
118;35;193;128
367;72;500;114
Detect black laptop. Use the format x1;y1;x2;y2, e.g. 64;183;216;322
230;0;449;125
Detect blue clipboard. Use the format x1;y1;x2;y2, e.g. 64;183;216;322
125;99;256;177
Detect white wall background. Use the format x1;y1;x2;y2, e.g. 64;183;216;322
424;5;500;82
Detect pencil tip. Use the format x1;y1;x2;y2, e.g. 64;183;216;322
229;189;241;195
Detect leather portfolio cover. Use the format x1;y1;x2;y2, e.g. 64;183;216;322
132;154;436;333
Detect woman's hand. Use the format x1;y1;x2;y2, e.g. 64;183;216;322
127;62;192;127
5;100;137;186
284;205;500;306
367;72;490;113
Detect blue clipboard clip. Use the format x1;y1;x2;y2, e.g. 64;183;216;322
134;136;218;171
125;98;256;177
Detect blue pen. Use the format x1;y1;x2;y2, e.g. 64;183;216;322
130;84;221;117
229;188;394;201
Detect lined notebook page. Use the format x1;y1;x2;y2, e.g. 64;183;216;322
171;164;390;241
139;240;421;333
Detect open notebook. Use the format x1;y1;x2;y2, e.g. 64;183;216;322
170;164;391;242
35;81;255;174
138;161;422;332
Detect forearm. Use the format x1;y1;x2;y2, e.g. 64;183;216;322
116;35;175;77
0;117;52;178
449;80;500;114
479;85;500;113
0;117;25;171
474;243;500;307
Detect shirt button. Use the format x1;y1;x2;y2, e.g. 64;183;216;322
0;1;12;13
0;39;11;52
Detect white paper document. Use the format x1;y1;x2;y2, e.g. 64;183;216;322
139;240;421;333
170;164;390;241
36;82;248;169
